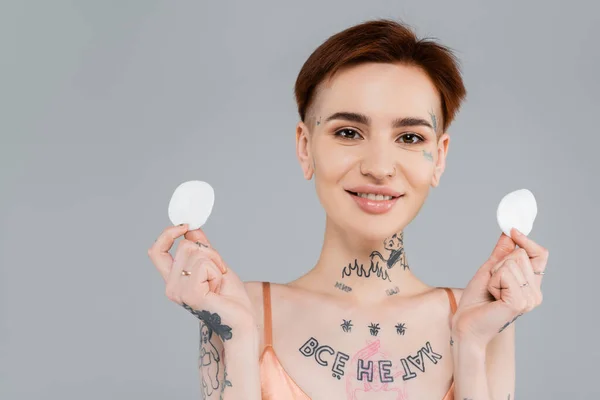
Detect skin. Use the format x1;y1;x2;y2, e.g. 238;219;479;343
242;62;464;398
150;61;548;399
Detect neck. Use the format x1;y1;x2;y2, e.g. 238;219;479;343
296;217;430;303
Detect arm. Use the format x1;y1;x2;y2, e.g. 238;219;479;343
452;323;515;400
198;320;261;400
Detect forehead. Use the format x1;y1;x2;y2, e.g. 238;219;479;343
316;62;441;120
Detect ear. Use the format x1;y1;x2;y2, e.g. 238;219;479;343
431;133;450;188
296;121;314;180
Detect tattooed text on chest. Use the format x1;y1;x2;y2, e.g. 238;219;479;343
299;336;442;382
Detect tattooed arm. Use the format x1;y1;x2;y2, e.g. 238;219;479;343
197;318;261;400
452;324;515;400
485;323;515;399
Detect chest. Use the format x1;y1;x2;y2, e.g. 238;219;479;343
267;299;454;399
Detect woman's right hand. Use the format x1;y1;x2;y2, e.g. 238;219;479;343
148;224;256;342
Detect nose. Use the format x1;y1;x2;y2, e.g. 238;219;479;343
359;139;397;180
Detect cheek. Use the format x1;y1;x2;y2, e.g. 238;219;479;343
315;146;357;180
397;150;435;186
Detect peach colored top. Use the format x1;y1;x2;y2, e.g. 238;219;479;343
259;281;457;400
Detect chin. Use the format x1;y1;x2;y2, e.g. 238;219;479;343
336;211;406;243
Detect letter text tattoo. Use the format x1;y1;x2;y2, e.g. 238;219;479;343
335;281;352;292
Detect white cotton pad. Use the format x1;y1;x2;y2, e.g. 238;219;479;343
496;189;537;239
168;180;215;230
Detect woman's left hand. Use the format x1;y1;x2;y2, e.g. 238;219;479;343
452;227;549;348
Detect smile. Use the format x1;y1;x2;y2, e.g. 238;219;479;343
346;190;403;214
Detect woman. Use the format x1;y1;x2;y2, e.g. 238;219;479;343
148;18;549;400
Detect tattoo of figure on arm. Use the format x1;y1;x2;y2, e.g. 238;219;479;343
198;320;222;397
185;307;233;398
499;313;523;333
182;304;233;341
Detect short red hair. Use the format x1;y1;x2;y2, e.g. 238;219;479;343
294;18;467;133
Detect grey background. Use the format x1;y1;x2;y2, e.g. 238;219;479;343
1;1;598;399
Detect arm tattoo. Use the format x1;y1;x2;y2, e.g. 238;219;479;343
498;313;523;333
187;307;233;398
182;304;233;341
198;320;222;397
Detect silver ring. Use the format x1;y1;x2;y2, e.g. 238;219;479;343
520;282;529;288
181;270;192;276
533;271;545;275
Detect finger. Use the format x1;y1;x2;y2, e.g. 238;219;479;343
189;257;223;298
178;239;227;274
488;260;527;314
183;229;228;274
504;260;530;313
487;232;517;267
148;224;189;281
166;239;197;303
196;245;228;274
184;228;213;248
510;228;549;278
488;261;527;332
512;248;541;310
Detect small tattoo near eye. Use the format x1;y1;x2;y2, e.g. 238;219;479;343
422;150;433;161
429;110;438;133
316;116;321;126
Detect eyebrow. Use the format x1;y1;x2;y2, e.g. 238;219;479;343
324;111;434;131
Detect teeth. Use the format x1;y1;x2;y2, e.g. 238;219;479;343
356;192;394;201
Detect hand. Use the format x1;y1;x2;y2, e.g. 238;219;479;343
148;224;256;342
452;228;549;348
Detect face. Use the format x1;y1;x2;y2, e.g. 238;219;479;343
201;324;210;344
296;62;450;242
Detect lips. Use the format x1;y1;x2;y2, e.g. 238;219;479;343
346;190;400;199
346;190;403;215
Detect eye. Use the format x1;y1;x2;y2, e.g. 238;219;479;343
398;133;424;144
334;128;363;140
